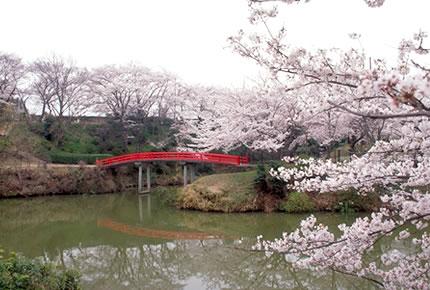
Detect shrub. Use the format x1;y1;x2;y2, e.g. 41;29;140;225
280;191;315;213
254;161;286;197
49;152;112;164
0;250;81;290
254;163;267;190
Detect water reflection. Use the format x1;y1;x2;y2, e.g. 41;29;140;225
97;218;221;240
0;192;378;289
52;241;377;290
138;194;151;222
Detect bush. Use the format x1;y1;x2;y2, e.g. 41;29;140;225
254;164;267;189
280;191;315;213
0;250;81;290
49;152;112;164
254;161;286;197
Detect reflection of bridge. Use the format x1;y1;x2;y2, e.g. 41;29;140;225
97;218;221;240
96;152;249;193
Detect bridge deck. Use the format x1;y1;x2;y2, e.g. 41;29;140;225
96;152;249;167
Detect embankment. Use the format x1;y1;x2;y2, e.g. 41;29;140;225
176;171;279;212
0;166;134;197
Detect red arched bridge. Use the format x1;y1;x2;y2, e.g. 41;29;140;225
96;152;249;193
96;151;249;167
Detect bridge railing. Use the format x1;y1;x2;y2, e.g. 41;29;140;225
96;152;249;167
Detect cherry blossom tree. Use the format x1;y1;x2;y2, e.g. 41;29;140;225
176;85;301;152
91;64;186;121
29;61;56;121
29;55;92;145
153;75;192;120
0;53;28;113
0;53;25;102
30;55;92;119
91;64;188;150
222;1;430;288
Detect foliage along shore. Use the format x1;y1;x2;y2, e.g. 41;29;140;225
0;248;81;290
166;170;380;214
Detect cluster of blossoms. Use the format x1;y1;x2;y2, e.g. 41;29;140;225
273;118;430;193
254;194;430;289
177;86;297;152
91;64;191;122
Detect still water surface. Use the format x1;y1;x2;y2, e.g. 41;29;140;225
0;191;380;289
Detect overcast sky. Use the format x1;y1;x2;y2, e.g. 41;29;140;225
1;0;429;87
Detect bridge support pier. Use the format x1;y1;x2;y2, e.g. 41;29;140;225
182;163;196;187
183;164;188;187
136;163;151;193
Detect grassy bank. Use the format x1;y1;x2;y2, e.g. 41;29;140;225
177;171;263;212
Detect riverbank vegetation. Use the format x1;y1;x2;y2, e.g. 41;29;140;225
0;249;80;290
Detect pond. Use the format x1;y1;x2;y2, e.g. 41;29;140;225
0;191;380;289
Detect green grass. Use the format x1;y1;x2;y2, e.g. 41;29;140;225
61;123;99;154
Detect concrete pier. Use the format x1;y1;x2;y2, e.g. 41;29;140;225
183;163;196;186
136;162;151;193
136;162;196;192
183;164;188;186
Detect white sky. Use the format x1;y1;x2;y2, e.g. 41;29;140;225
1;0;429;87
